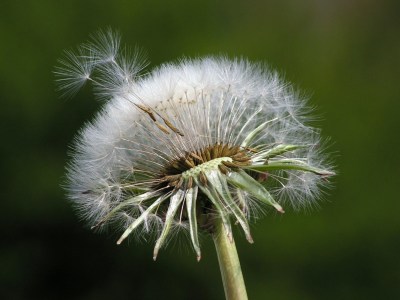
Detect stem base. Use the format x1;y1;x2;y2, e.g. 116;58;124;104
213;219;248;300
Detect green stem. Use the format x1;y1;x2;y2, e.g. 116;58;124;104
213;218;248;300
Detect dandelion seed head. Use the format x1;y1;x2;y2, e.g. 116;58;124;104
58;31;335;259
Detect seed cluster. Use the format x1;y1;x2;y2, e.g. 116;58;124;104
56;29;336;262
159;143;252;190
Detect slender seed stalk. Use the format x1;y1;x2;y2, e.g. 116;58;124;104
213;217;248;300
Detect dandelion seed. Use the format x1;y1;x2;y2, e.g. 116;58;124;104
54;47;95;98
57;31;335;295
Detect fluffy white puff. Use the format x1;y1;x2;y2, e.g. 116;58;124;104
57;31;334;257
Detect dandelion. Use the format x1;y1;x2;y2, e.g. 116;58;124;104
56;30;335;300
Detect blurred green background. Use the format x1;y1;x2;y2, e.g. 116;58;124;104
1;0;399;299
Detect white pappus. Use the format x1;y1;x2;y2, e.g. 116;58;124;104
56;30;335;261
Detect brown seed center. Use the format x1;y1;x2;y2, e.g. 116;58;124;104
158;143;252;190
